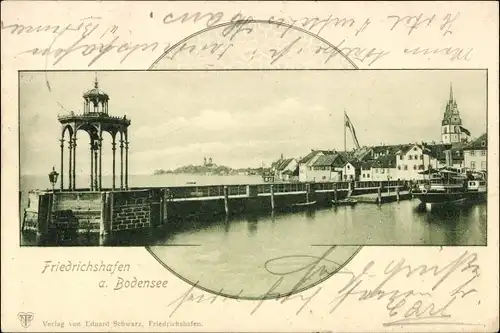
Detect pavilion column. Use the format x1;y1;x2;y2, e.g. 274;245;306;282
125;137;129;190
94;147;98;191
120;134;124;190
99;134;103;190
112;135;116;191
90;141;94;191
68;137;73;191
72;133;77;190
60;138;64;190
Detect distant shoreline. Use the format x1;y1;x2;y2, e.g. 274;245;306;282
153;166;264;176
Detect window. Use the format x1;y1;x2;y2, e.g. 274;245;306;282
408;155;413;160
375;169;378;173
404;165;408;170
481;150;486;156
414;155;418;160
481;141;486;147
481;161;486;169
413;147;417;151
444;127;448;134
420;155;423;160
470;151;475;156
347;164;351;169
471;161;476;169
381;169;385;174
367;174;370;178
413;165;417;170
399;155;403;160
418;165;424;170
398;166;401;170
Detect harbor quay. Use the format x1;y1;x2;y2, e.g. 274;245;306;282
21;180;409;238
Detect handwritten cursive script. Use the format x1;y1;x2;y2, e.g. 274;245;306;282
164;246;482;328
2;10;472;67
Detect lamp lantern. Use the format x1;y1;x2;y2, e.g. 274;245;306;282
48;166;59;191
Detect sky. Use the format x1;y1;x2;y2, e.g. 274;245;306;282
19;70;487;175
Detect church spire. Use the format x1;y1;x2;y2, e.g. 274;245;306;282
449;83;453;102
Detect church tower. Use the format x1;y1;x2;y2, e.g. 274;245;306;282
441;83;463;144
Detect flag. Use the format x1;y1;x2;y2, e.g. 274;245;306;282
460;126;471;136
344;111;360;149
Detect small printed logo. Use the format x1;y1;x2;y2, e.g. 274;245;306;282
17;312;34;328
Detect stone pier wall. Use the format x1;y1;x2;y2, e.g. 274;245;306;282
22;183;370;237
51;192;103;233
22;190;152;235
111;190;151;232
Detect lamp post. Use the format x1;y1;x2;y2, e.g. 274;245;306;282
48;166;59;192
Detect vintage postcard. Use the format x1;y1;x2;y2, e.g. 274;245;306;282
1;1;499;332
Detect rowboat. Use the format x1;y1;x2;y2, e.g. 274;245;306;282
331;198;358;206
291;201;317;208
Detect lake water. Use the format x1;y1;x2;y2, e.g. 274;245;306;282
19;173;487;298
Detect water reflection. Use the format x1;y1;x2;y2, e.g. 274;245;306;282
22;200;487;246
246;214;259;236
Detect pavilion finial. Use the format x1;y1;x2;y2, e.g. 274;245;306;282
94;72;99;88
449;82;453;101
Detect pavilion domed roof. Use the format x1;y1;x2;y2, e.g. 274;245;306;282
83;79;109;100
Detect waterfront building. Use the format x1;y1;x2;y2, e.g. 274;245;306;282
309;153;346;182
341;161;359;181
359;161;374;181
298;150;335;182
441;83;471;144
371;154;398;181
395;144;438;180
272;156;299;182
463;133;487;171
344;145;401;181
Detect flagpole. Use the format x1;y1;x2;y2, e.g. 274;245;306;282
344;110;346;152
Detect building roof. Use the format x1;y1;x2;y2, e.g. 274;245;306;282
372;144;403;155
396;143;421;155
359;160;375;169
299;150;335;164
312;154;345;168
422;143;464;162
273;158;295;171
463;133;487;150
372;154;397;168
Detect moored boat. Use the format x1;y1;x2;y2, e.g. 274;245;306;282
413;167;486;209
331;198;358;207
291;201;317;209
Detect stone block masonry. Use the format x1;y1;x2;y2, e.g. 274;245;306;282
111;190;151;232
22;190;153;237
51;192;103;233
